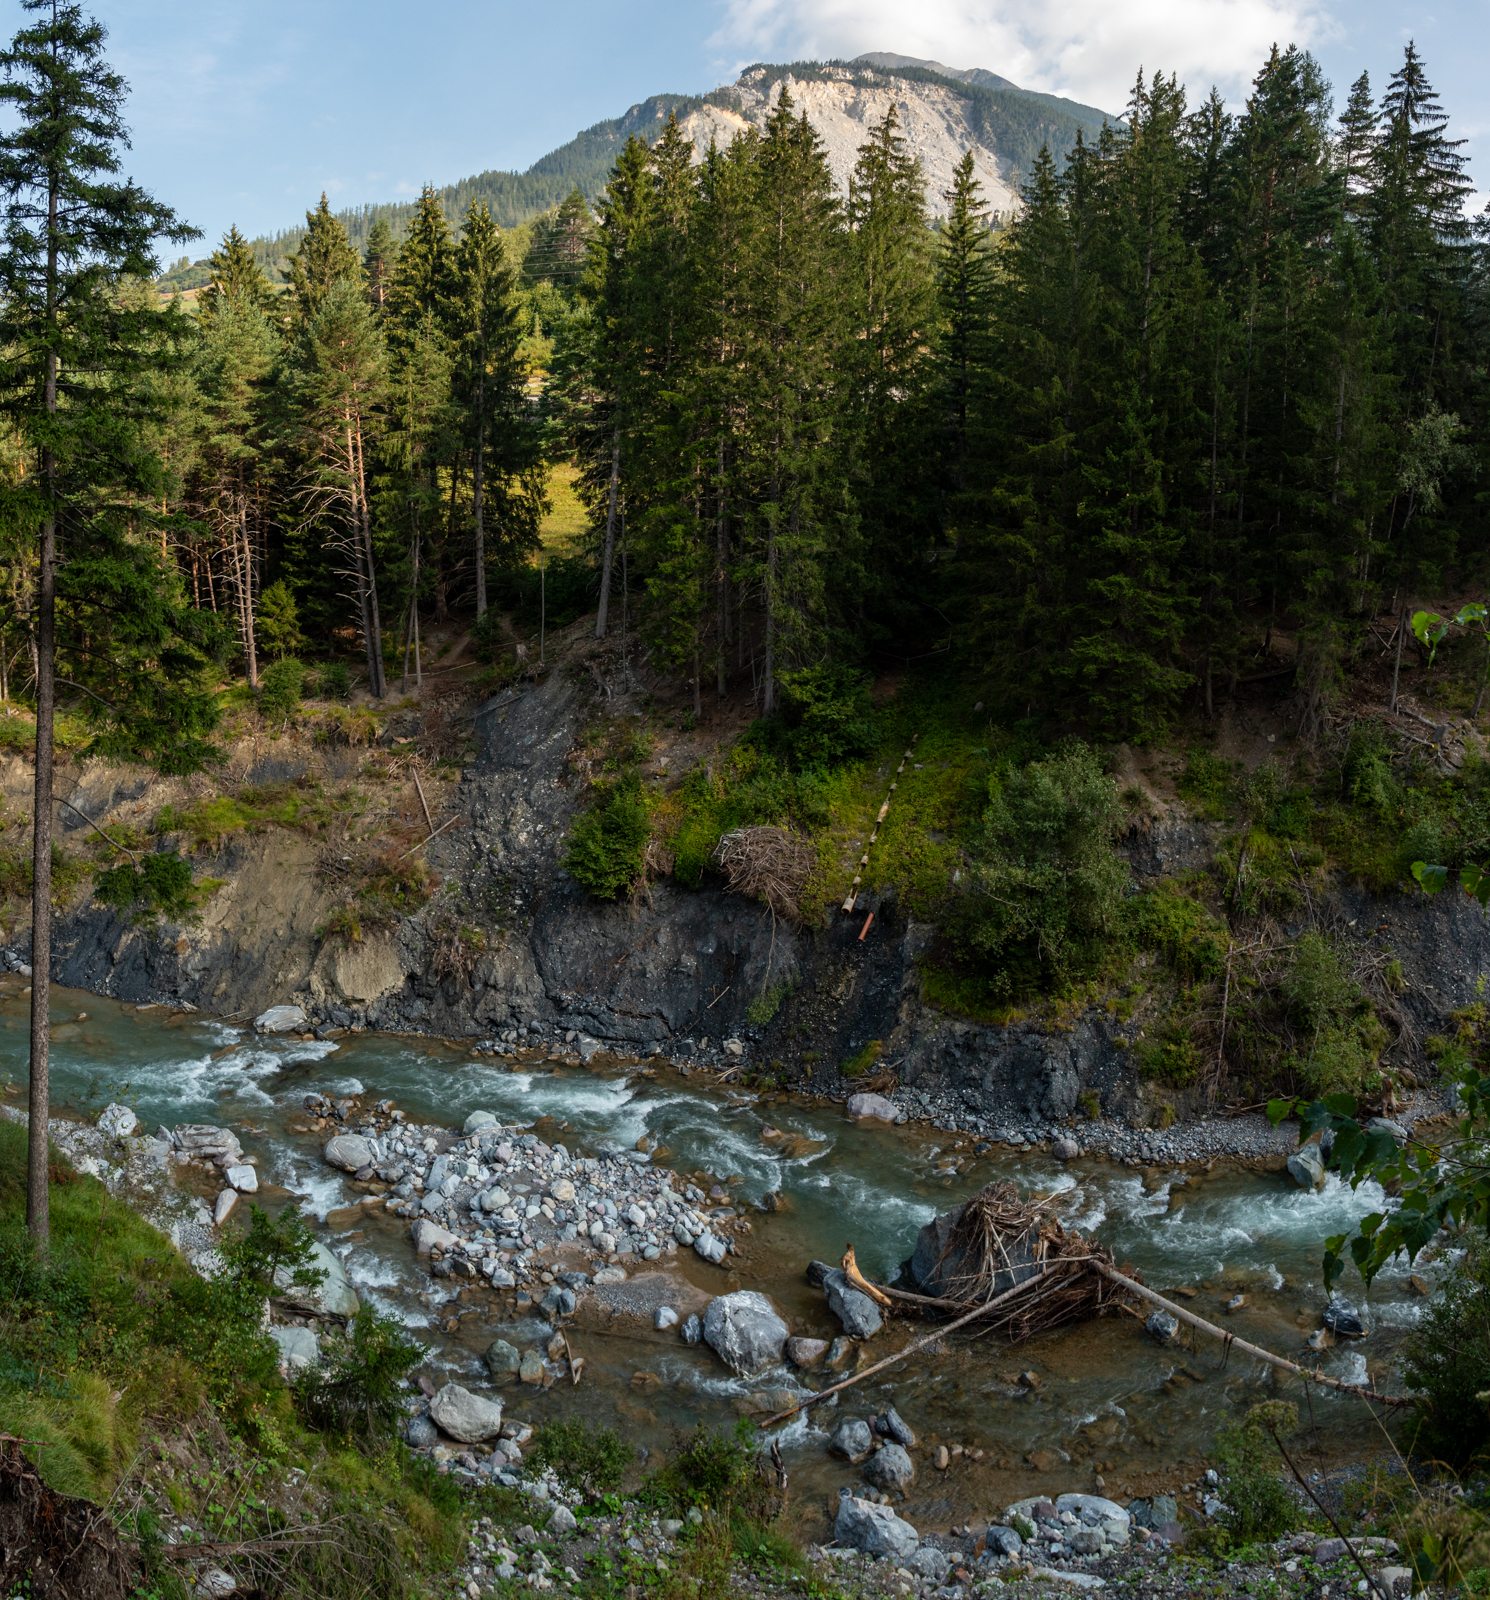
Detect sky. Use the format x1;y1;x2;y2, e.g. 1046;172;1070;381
86;0;1490;258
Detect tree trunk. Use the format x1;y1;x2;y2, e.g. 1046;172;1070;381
238;494;258;690
352;414;385;698
762;500;780;715
473;400;487;619
595;430;620;639
346;420;377;694
1390;604;1409;713
716;437;729;697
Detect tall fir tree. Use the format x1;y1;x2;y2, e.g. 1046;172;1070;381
283;194;362;325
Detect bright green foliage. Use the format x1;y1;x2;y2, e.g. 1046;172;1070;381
528;1416;632;1495
563;772;651;898
1212;1403;1303;1545
1398;1240;1490;1468
772;663;878;769
258;656;304;719
283;193;362;324
294;1308;423;1439
93;851;200;924
255;579;305;657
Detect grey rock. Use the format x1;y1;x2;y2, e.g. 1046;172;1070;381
1367;1118;1409;1146
254;1004;308;1033
786;1337;828;1368
846;1093;898;1121
224;1163;259;1193
702;1290;789;1375
881;1407;915;1447
655;1306;679;1330
323;1134;375;1172
213;1189;238;1226
693;1231;728;1265
833;1496;920;1561
464;1110;498;1134
411;1218;459;1255
270;1325;320;1370
1071;1529;1103;1554
1055;1496;1129;1529
174;1124;243;1165
1314;1538;1349;1565
910;1197;1041;1300
829;1419;874;1462
909;1546;951;1581
1287;1140;1327;1191
681;1313;702;1345
1145;1310;1179;1343
406;1414;438;1448
548;1504;578;1536
862;1442;915;1492
1150;1497;1177;1526
822;1268;883;1339
485;1339;522;1379
1374;1567;1413;1599
97;1103;138;1139
274;1240;358;1319
986;1526;1024;1558
1323;1296;1367;1338
429;1381;504;1443
1051;1137;1080;1161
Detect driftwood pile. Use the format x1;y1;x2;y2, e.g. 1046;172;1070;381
712;826;814;921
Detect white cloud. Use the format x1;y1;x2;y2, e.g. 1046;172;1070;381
711;0;1332;114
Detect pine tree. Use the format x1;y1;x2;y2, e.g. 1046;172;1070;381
935;150;993;541
199;223;276;324
1337;71;1378;224
283;194;362;325
388;186;455;335
0;0;220;1244
363;216;396;315
522;186;593;288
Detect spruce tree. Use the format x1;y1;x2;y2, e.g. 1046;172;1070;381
935;150;993;542
0;0;220;1244
523;186;593;289
1337;71;1378;224
283;194;361;325
388;186;454;335
363;216;396;315
199;223;276;323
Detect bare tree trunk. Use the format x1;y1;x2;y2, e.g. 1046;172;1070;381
595;431;620;639
716;437;728;697
1390;604;1409;713
238;497;259;690
762;498;781;715
352;414;385;698
473;404;487;619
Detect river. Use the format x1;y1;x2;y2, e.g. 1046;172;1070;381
0;974;1422;1530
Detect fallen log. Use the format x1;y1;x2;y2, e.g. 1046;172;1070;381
757;1265;1068;1428
841;1245;894;1309
1091;1262;1411;1407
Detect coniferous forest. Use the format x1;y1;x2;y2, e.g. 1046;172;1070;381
5;38;1476;758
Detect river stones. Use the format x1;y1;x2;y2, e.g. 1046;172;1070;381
863;1443;915;1492
270;1325;320;1371
1054;1494;1130;1528
880;1407;915;1447
324;1134;375;1172
1323;1295;1367;1337
682;1314;702;1345
822;1268;883;1339
479;1186;511;1212
406;1414;438;1448
909;1546;951;1582
694;1232;727;1264
254;1004;308;1033
224;1163;258;1193
275;1239;359;1319
1051;1137;1080;1161
986;1526;1024;1558
1287;1139;1327;1191
411;1219;459;1255
97;1103;137;1139
485;1340;521;1380
463;1110;497;1134
174;1125;243;1166
786;1337;828;1369
702;1290;789;1374
519;1350;544;1385
656;1306;679;1330
829;1419;873;1462
834;1496;919;1560
592;1266;626;1285
846;1092;898;1121
1145;1310;1179;1343
429;1381;504;1442
550;1178;575;1202
213;1189;238;1226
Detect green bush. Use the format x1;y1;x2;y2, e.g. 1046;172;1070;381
528;1417;631;1495
563;773;651;899
1401;1242;1490;1469
667;744;828;888
1136;1016;1203;1087
1213;1401;1302;1545
647;1420;764;1516
1127;881;1227;981
1177;750;1238;820
772;662;878;770
93;851;201;924
950;741;1127;997
255;580;305;658
318;661;352;700
258;656;304;719
295;1309;424;1439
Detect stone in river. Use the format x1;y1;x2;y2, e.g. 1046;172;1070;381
1145;1310;1179;1343
429;1381;504;1442
822;1268;882;1339
224;1164;258;1193
834;1496;919;1560
97;1103;138;1139
1287;1140;1327;1191
485;1340;521;1380
786;1337;828;1369
881;1406;915;1447
411;1219;459;1255
694;1232;727;1265
174;1125;243;1165
519;1350;545;1385
463;1110;498;1134
702;1290;789;1375
1051;1137;1080;1161
825;1336;855;1370
829;1419;873;1462
655;1306;680;1330
845;1092;898;1121
213;1189;238;1226
863;1443;915;1492
324;1134;375;1172
681;1314;702;1345
1323;1296;1367;1338
406;1413;437;1448
254;1004;308;1034
275;1240;358;1319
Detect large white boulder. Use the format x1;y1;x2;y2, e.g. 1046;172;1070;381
846;1093;898;1122
254;1004;309;1034
97;1103;138;1139
834;1496;919;1560
411;1218;459;1255
429;1381;504;1443
270;1325;320;1371
703;1290;788;1375
323;1134;375;1172
274;1239;359;1319
224;1164;258;1193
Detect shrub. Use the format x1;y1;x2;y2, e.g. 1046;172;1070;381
258;656;304;720
528;1417;631;1495
773;662;878;770
1177;750;1238;820
1400;1241;1490;1469
295;1308;423;1438
1213;1401;1302;1545
255;580;305;658
840;1040;882;1078
951;742;1127;997
648;1420;764;1516
1136;1017;1203;1087
564;773;650;899
1127;880;1228;981
318;661;352;700
93;851;203;925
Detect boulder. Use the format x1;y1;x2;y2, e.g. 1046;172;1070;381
548;1505;578;1537
909;1546;951;1581
693;1232;728;1265
833;1496;920;1561
174;1125;243;1166
1374;1568;1413;1599
224;1164;259;1193
254;1004;308;1034
1055;1495;1129;1529
986;1526;1024;1558
479;1187;512;1213
1145;1310;1179;1343
881;1407;916;1447
213;1189;238;1226
655;1306;680;1330
593;1266;627;1285
862;1442;915;1492
270;1325;320;1371
909;1198;1041;1300
97;1103;138;1139
412;1219;459;1255
519;1350;544;1385
846;1093;898;1121
829;1419;874;1462
1287;1140;1327;1191
550;1178;575;1203
324;1134;375;1172
1323;1296;1367;1338
822;1268;883;1339
405;1414;438;1448
702;1290;789;1374
429;1382;504;1443
786;1337;828;1369
274;1239;359;1319
1314;1538;1349;1565
681;1313;702;1345
1052;1137;1081;1161
463;1110;497;1134
484;1340;521;1380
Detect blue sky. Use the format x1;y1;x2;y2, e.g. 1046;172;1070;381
89;0;1490;256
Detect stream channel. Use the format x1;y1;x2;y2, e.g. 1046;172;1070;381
3;979;1425;1527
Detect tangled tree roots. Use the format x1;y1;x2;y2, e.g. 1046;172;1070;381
713;826;814;921
0;1437;136;1600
